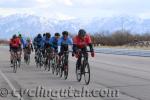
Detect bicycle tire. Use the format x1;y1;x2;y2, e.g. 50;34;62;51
64;65;68;80
13;60;17;73
76;62;82;82
84;62;90;85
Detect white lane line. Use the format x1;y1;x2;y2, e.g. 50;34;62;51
0;69;24;100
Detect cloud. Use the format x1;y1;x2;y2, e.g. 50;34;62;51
63;0;73;6
36;0;47;3
0;0;36;8
0;8;16;16
139;13;150;19
0;0;150;19
0;8;35;17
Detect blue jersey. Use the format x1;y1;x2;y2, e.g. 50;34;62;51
58;36;73;46
36;37;43;48
20;37;26;48
44;38;50;44
43;38;52;48
50;37;59;49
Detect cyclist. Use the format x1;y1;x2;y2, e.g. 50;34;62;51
18;34;26;49
49;33;61;68
33;34;38;52
58;31;72;66
34;34;43;50
24;37;33;61
9;34;21;65
43;32;51;49
43;32;53;65
43;33;46;40
58;31;73;55
73;29;95;67
18;34;26;61
34;34;43;60
50;32;60;53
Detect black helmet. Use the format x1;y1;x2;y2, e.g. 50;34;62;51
18;34;22;38
62;31;68;36
78;29;86;37
43;33;46;37
12;34;17;39
46;32;51;38
37;33;42;38
55;33;60;37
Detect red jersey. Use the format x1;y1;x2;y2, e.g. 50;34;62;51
73;34;92;49
10;37;21;48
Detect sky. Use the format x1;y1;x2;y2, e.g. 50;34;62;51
0;0;150;20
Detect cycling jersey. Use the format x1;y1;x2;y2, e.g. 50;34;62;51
10;37;21;48
58;36;73;54
58;36;73;46
19;37;26;48
50;37;59;51
25;41;32;48
43;38;52;48
35;37;43;48
73;34;92;49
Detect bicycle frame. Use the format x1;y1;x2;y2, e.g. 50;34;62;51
11;51;18;73
36;48;43;68
79;51;88;71
76;50;90;85
62;51;69;66
24;48;31;64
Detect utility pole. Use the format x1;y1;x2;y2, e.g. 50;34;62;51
121;17;124;33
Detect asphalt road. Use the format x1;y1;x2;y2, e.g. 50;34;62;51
95;48;150;57
0;47;150;100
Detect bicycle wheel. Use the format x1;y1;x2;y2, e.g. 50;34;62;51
36;58;39;68
39;56;42;68
52;64;55;74
26;54;30;65
44;63;47;70
64;64;68;80
13;60;17;73
84;62;90;85
50;58;54;74
64;56;68;80
36;56;39;68
44;58;47;70
47;59;51;71
55;65;59;76
59;64;63;78
76;62;82;82
18;59;21;68
54;57;58;75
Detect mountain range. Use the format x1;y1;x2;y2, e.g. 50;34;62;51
0;14;150;39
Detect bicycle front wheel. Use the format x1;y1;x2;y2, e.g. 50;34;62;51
64;65;68;80
84;62;90;85
59;65;63;78
76;62;82;82
13;60;17;73
26;54;30;65
52;64;55;74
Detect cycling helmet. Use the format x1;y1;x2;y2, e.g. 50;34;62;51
62;31;68;36
78;29;86;37
55;33;60;37
37;34;42;38
12;34;17;39
18;34;22;38
43;33;46;37
46;32;51;38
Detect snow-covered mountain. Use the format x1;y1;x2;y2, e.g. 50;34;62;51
0;14;150;39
